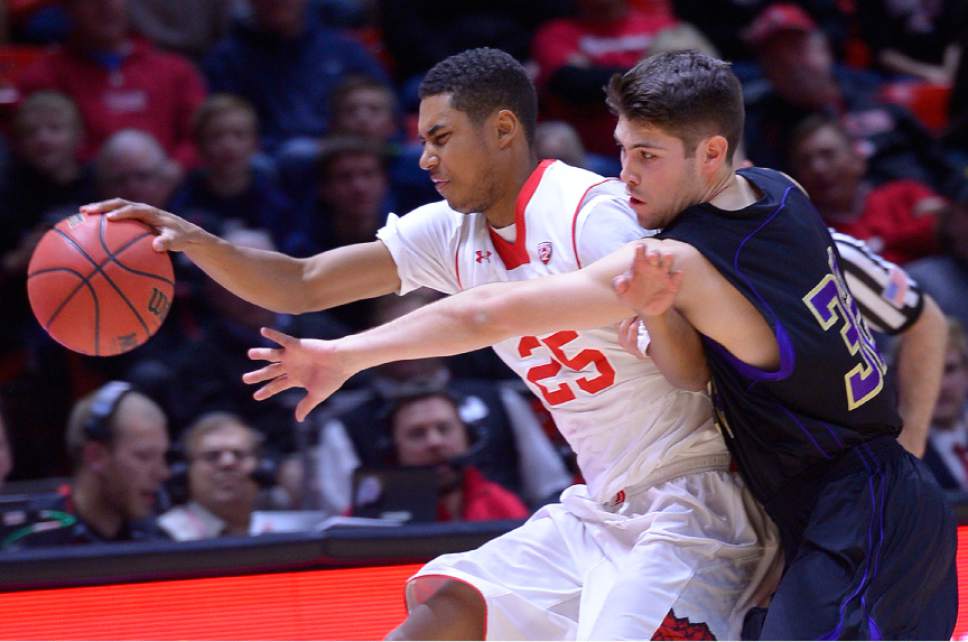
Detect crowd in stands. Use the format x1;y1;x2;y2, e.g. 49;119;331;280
0;0;967;547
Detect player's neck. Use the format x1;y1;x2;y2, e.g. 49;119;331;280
484;155;539;229
707;170;759;211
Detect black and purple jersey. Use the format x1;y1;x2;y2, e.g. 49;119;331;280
658;167;901;517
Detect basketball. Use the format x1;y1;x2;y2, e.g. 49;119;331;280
26;212;174;356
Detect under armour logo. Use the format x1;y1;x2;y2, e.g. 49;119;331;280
475;250;492;263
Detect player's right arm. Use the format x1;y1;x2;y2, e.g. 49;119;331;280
80;199;401;314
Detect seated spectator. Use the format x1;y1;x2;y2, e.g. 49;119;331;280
1;91;94;245
789;115;945;264
743;3;964;197
7;381;170;547
202;0;387;156
167;94;294;248
908;198;968;331
924;319;968;491
16;0;206;169
532;0;677;155
95;129;179;208
127;0;234;61
535;121;588;170
380;390;529;523
159;412;262;540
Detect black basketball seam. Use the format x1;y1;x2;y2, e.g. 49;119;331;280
96;219;174;286
27;266;101;355
53;227;151;338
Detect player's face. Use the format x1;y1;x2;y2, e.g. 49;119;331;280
417;94;499;215
104;413;170;520
615;116;704;230
189;424;259;510
789;124;864;212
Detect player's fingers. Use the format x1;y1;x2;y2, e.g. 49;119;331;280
669;270;685;290
247;346;284;363
253;374;297;401
152;229;175;252
261;326;296;347
80;198;129;214
612;273;630;295
242;362;284;384
295;393;326;423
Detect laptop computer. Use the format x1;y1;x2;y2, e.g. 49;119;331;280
350;467;438;523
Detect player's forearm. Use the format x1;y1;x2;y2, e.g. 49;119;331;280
182;233;317;314
895;295;946;457
640;309;709;391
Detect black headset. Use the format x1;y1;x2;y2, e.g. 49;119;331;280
82;381;135;443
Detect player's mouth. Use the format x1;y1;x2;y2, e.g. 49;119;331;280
432;178;449;194
629;195;645;207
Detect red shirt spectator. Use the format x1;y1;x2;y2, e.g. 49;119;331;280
533;0;676;155
438;466;529;522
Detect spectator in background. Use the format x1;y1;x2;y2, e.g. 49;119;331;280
534;121;588;170
326;76;436;215
159;412;262;540
95;129;179;208
788;114;945;264
532;0;677;156
924;319;968;491
0;400;12;487
9;382;170;547
167;94;293;248
202;0;387;157
127;0;234;61
853;0;966;84
17;0;206;169
743;2;963;197
383;391;529;523
908;199;968;331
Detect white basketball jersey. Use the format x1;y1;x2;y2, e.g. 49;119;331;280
378;160;728;502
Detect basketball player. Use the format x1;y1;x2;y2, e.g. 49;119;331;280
244;52;957;640
87;48;779;639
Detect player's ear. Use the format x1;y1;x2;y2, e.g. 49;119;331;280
700;135;729;172
495;109;519;149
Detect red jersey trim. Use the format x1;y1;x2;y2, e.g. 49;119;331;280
571;177;616;269
488;159;555;270
454;246;463;291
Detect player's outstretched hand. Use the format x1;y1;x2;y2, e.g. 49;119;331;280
612;243;683;318
243;327;350;422
80;198;203;253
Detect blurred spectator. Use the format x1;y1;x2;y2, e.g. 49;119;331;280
532;0;677;155
1;91;94;243
202;0;388;156
9;382;170;547
535;121;588;169
16;0;206;169
379;1;567;88
789;114;944;264
167;94;294;247
382;391;529;523
127;0;234;61
854;0;966;84
126;227;349;455
743;2;964;197
95;129;179;207
159;412;262;540
907;200;968;330
924;318;968;490
0;400;12;487
308;290;570;515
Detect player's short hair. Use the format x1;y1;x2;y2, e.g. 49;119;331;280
606;50;743;161
191;94;259;144
419;47;537;146
14;90;83;137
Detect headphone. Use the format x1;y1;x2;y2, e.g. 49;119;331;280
82;381;135;443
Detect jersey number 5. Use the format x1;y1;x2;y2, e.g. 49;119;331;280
518;331;616;406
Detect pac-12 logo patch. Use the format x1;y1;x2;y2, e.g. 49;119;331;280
537;241;553;264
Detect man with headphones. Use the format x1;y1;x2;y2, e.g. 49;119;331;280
382;390;529;523
9;381;170;547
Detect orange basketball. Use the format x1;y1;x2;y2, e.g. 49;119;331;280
26;212;174;356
